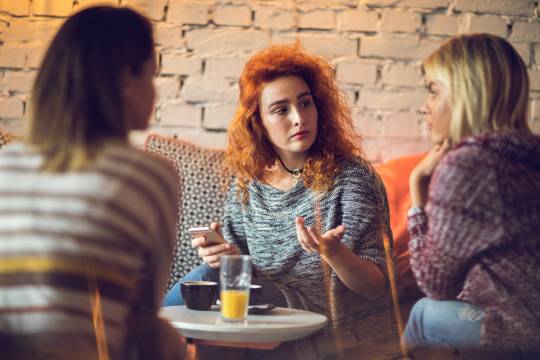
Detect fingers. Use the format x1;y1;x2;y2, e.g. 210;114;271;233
210;222;220;232
295;216;320;253
200;243;237;269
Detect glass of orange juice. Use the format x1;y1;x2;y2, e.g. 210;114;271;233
219;255;251;322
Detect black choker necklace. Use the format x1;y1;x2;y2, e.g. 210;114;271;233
277;156;303;185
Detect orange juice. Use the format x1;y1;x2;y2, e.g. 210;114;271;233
220;290;249;320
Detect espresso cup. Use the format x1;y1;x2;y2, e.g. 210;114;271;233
249;284;262;305
180;281;218;311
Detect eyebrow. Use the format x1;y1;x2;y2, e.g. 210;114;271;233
267;91;312;109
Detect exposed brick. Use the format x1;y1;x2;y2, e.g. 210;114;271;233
535;44;540;66
0;71;35;94
381;63;422;87
353;110;382;137
298;10;335;30
336;60;377;85
213;5;252;27
383;112;422;138
361;35;441;60
454;0;533;16
77;0;118;8
5;19;61;42
363;137;431;163
25;42;47;69
161;53;202;76
380;10;421;33
159;103;201;127
0;0;31;16
254;6;296;30
186;29;269;55
361;0;448;9
122;0;167;21
168;0;210;25
203;104;236;130
460;14;507;37
205;56;249;79
155;23;183;48
529;70;540;91
531;99;539;121
172;128;228;149
358;89;425;111
273;33;357;59
0;96;24;118
181;75;239;103
426;14;459;36
509;22;540;43
32;0;73;17
338;10;378;32
156;77;180;100
0;45;26;69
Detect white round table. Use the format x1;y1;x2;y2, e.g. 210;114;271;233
160;306;328;344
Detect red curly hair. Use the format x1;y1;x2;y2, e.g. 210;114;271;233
226;44;366;202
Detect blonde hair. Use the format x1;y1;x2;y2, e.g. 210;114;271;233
423;33;530;142
29;6;154;172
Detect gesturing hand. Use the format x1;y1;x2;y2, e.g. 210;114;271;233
295;216;345;257
190;222;239;269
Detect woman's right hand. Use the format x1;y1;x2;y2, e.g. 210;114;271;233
190;222;239;269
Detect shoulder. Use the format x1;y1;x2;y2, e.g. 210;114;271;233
334;159;382;191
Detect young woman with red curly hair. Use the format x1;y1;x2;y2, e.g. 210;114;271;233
164;45;394;359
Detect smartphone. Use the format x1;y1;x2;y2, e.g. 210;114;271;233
187;226;225;245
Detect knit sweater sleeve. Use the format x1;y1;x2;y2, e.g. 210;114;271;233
408;147;501;299
221;183;250;255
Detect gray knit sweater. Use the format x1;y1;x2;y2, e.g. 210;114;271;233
222;160;394;336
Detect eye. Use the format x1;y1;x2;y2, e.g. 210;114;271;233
300;99;313;108
272;106;288;115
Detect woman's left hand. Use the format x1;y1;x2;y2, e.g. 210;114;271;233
295;216;345;257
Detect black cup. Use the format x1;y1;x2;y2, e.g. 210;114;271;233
249;284;262;305
180;281;218;310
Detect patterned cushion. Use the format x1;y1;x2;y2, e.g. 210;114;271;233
145;134;233;290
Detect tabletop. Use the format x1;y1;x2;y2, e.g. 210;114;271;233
160;306;328;345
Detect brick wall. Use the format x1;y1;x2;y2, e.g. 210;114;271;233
1;0;539;161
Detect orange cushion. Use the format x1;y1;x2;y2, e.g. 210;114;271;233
374;153;426;300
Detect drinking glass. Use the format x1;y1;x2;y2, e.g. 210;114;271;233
219;255;251;322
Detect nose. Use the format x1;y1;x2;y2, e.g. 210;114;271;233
290;106;303;126
419;101;429;115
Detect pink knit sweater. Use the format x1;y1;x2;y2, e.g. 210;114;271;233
408;131;540;350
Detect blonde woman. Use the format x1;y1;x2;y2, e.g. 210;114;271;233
0;6;185;359
404;33;540;356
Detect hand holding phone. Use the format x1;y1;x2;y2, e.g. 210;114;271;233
188;224;237;269
188;226;225;246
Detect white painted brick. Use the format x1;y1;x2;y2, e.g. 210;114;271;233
361;35;441;60
298;10;335;30
535;44;540;66
25;42;47;69
358;89;425;111
155;23;183;48
186;29;269;55
0;71;35;94
254;6;296;30
361;0;447;9
383;112;422;138
338;10;378;32
509;22;540;43
511;42;530;65
529;70;540;91
381;63;422;87
171;128;228;149
213;5;252;27
0;45;26;69
168;0;210;25
5;19;61;43
380;10;421;33
336;60;377;85
460;14;507;37
531;99;539;121
122;0;167;21
0;0;30;16
159;103;201;127
205;56;249;79
426;14;459;36
156;77;180;100
32;0;73;17
273;33;357;59
181;75;239;104
454;0;533;16
77;0;119;7
203;104;236;130
0;96;24;118
364;137;431;163
353;110;382;137
161;53;202;76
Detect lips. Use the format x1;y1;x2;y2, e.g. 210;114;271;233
291;130;309;139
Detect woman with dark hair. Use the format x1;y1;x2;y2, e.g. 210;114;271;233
0;6;186;360
165;45;394;359
403;33;540;357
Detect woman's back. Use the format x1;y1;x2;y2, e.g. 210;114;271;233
0;142;178;358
